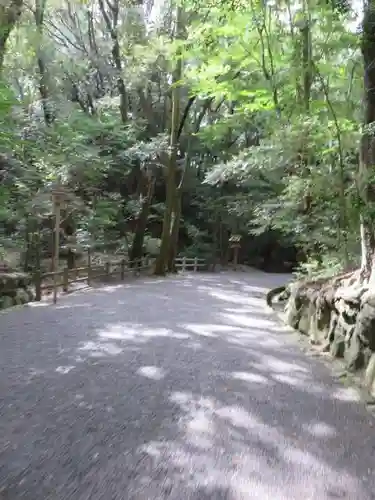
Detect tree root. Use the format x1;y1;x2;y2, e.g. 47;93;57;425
266;285;287;308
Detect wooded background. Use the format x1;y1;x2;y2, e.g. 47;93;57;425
0;0;373;280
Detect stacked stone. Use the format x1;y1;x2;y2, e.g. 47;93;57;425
0;271;35;310
281;275;375;395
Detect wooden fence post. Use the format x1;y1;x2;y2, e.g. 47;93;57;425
182;256;186;272
193;256;198;272
63;267;69;293
34;270;41;302
120;258;125;280
87;247;92;285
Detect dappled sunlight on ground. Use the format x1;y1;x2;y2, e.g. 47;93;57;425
55;365;75;374
302;421;337;439
331;387;362;403
137;389;366;499
137;365;166;380
0;271;375;498
221;311;276;329
200;288;261;306
230;371;272;386
78;339;124;356
182;323;241;338
253;355;309;374
55;302;92;310
98;324;189;341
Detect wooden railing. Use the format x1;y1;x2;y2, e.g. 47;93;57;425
8;254;211;306
0;255;211;311
32;256;207;303
174;256;207;272
34;257;153;303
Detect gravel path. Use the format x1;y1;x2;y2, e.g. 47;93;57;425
1;271;375;500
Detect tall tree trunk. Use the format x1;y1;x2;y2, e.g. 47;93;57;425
221;226;230;266
65;214;76;269
129;173;155;264
360;214;374;280
0;0;24;72
34;0;54;125
167;138;191;272
98;0;128;123
167;180;182;273
153;142;179;275
300;1;313;213
301;6;312;113
99;0;155;267
154;4;182;276
360;0;375;282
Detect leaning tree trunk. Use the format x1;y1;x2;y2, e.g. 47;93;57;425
0;0;24;72
359;0;375;283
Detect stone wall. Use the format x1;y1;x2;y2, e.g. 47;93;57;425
274;273;375;397
0;272;35;310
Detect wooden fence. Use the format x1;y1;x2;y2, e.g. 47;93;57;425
175;256;206;272
34;257;152;303
32;255;207;304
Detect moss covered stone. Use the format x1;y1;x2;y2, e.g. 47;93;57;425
0;271;34;311
274;272;375;396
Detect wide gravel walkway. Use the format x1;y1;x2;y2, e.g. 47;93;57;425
0;271;375;499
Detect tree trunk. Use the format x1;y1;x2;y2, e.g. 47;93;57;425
300;4;313;213
220;223;229;265
301;9;312;113
167;139;191;272
34;0;54;125
154;5;182;276
98;0;128;123
167;184;182;273
153;146;178;275
65;215;76;270
23;217;32;271
0;0;24;72
360;0;375;282
360;214;374;281
129;174;155;265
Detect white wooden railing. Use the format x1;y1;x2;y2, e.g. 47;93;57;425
174;256;206;272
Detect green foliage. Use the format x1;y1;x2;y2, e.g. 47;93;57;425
0;0;367;275
181;0;363;271
294;255;347;280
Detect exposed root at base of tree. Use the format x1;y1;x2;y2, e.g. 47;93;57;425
266;285;288;307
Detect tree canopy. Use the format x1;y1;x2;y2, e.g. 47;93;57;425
0;0;373;280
